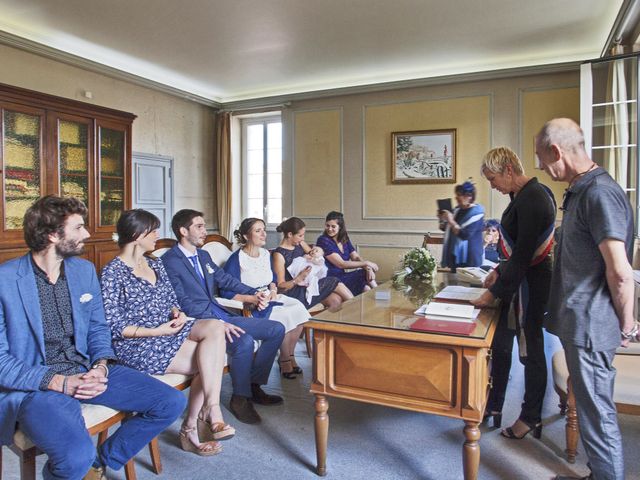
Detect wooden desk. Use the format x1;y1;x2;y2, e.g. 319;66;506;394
307;275;498;479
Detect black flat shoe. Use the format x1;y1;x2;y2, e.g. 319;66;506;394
500;419;542;439
278;360;297;380
553;475;592;480
482;410;502;428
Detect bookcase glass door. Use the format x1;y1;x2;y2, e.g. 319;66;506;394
98;125;125;227
2;108;43;231
58;119;90;211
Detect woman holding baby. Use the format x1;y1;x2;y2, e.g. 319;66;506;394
273;217;353;312
221;217;309;379
316;211;379;296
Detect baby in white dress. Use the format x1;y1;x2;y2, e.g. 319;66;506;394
287;246;328;304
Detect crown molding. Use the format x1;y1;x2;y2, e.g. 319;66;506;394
0;30;223;108
1;28;580;110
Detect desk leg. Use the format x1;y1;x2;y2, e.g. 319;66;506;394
462;421;480;480
314;394;329;476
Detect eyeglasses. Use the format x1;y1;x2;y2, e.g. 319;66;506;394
560;189;573;212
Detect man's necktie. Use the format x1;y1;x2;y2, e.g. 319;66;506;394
189;255;207;290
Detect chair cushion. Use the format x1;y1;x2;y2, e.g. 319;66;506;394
152;247;170;257
13;403;120;450
202;242;232;267
552;349;640;407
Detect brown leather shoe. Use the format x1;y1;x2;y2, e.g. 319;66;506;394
229;395;261;424
83;465;106;480
251;384;283;405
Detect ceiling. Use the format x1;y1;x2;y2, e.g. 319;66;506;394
0;0;627;104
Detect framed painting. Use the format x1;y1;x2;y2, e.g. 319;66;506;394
391;129;456;184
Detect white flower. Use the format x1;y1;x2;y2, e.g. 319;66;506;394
79;293;93;303
205;264;214;274
111;232;119;243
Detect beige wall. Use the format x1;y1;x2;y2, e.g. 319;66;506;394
283;71;580;281
0;44;217;229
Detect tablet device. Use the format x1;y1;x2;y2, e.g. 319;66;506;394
437;198;453;212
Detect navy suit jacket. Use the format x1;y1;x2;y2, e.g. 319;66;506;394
0;254;115;446
161;245;256;320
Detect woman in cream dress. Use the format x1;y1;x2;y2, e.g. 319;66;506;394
221;218;309;379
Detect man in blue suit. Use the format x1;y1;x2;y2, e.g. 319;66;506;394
0;196;185;480
162;209;285;424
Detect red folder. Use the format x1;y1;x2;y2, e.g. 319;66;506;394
409;317;476;335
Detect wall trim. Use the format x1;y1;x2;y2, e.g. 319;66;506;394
303;227;438;235
0;30;223;108
291;106;344;218
516;83;580;158
0;29;581;109
223;62;580;110
361;92;494;220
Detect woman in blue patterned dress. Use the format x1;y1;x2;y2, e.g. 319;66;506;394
316;211;379;296
272;217;353;311
438;181;485;270
101;210;238;457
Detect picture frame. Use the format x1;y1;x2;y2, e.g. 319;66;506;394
391;129;456;184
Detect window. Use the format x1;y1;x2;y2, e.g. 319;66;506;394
242;116;282;224
581;55;639;235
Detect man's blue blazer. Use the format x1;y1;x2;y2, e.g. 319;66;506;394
161;245;256;320
0;254;115;446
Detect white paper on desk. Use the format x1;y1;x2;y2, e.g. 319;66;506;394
414;301;472;317
413;302;480;321
435;285;487;301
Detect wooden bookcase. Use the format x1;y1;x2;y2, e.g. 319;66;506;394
0;83;135;271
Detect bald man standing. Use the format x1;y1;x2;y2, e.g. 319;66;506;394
535;118;636;480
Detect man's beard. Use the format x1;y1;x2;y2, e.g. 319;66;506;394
55;237;85;258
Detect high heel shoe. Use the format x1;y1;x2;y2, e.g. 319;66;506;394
179;425;222;456
290;355;303;375
278;359;297;379
197;407;235;442
482;410;502;428
500;419;542;440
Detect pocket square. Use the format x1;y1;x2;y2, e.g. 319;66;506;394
79;293;93;303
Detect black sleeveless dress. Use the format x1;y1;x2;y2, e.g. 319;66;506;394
273;245;339;308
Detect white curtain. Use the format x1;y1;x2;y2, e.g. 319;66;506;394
604;58;629;189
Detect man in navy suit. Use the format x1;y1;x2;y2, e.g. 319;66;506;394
0;196;185;480
162;209;285;424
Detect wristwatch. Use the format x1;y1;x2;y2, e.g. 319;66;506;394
621;322;639;340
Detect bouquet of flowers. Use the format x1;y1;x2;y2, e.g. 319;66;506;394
392;247;437;285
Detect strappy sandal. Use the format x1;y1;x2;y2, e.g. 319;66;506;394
500;419;542;440
290;355;303;375
278;359;297;379
179;425;222;456
197;407;235;441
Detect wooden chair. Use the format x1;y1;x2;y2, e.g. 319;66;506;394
0;404;160;480
551;343;640;463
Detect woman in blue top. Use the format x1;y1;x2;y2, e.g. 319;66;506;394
221;217;309;379
101;209;236;457
438;181;485;270
316;211;379;296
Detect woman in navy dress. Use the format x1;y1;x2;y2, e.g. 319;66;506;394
438;181;485;270
316;211;379;296
272;217;353;311
101;209;236;457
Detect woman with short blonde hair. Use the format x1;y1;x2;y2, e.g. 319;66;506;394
481;146;524;176
472;146;556;440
